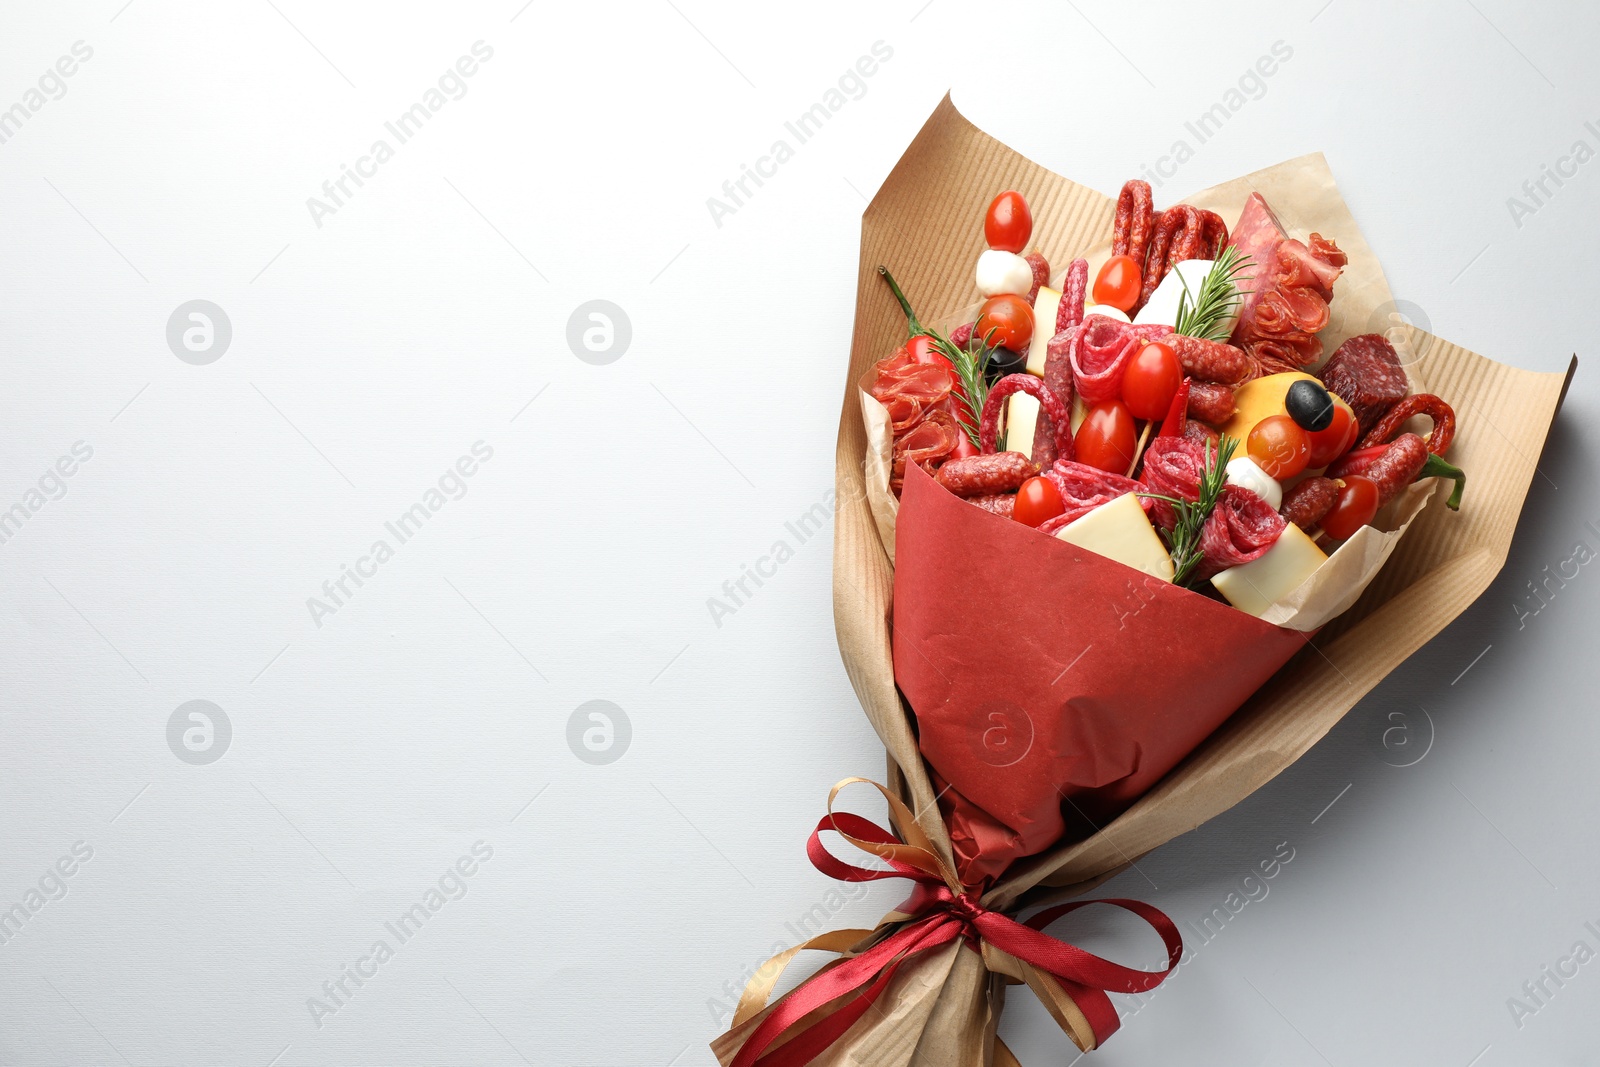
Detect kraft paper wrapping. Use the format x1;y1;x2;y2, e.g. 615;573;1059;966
722;94;1574;1066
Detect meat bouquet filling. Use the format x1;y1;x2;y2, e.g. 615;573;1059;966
867;180;1467;613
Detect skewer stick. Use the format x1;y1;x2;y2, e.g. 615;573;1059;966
1125;420;1154;478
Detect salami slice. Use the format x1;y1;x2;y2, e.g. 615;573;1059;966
1138;436;1205;532
1319;333;1409;435
1042;460;1152;530
1197;485;1286;579
1069;317;1142;403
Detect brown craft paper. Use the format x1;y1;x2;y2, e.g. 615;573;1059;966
717;94;1573;1066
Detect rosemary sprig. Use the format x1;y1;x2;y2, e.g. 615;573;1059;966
877;266;989;448
1173;245;1254;343
943;330;993;447
1142;434;1238;587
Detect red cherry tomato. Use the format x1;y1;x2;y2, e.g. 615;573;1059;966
1074;400;1137;474
1121;342;1182;421
975;294;1034;352
984;190;1032;253
1247;414;1311;479
906;334;942;364
1322;475;1380;540
1092;255;1143;312
1306;397;1357;468
1012;475;1065;527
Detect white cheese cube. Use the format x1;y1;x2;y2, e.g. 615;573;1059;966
1055;492;1174;583
1225;456;1282;511
1211;524;1327;616
1025;286;1062;376
1003;392;1041;456
1134;259;1240;335
1082;304;1130;324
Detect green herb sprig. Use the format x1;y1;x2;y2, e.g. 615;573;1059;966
1173;246;1254;343
877;266;990;448
1140;434;1238;587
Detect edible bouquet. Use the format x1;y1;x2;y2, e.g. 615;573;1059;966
713;97;1572;1067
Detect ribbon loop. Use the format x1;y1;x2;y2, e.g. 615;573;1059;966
728;780;1182;1067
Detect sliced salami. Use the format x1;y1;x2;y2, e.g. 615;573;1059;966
1042;460;1152;530
1197;485;1286;580
1138;436;1205;532
1069;317;1142;403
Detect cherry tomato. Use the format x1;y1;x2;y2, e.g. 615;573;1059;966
1092;255;1143;312
1306;397;1357;468
1121;342;1182;421
984;190;1032;253
1074;400;1137;475
1322;475;1380;540
975;294;1034;352
1246;414;1311;479
1012;476;1065;527
906;334;942;364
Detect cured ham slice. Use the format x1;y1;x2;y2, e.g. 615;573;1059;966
1227;194;1347;376
867;347;965;496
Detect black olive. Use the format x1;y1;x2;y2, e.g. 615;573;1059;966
1285;378;1334;432
985;346;1029;383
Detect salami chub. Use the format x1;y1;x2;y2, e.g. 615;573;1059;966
1319;334;1409;434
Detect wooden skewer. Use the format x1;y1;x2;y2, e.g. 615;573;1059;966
1124;420;1154;478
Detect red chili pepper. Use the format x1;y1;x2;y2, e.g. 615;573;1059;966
1158;377;1191;437
1358;393;1457;455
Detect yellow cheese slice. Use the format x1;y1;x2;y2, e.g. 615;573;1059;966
1055;492;1174;583
1211;523;1328;616
1025;287;1062;377
1004;392;1040;456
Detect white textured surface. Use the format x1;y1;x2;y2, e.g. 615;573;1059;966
0;1;1593;1064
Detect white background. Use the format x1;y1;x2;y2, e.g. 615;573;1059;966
0;0;1595;1064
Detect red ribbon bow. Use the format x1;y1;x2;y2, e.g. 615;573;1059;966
726;779;1182;1067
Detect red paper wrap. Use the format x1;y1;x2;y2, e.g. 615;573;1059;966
892;461;1309;886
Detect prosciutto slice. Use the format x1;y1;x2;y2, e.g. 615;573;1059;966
1227;194;1348;376
867;347;964;495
